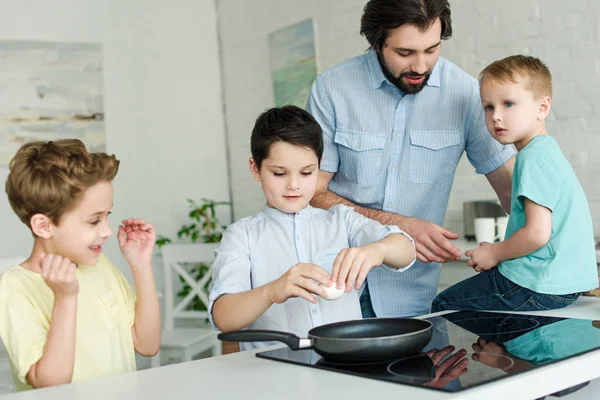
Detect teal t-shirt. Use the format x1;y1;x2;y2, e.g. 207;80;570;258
498;135;597;294
504;319;600;364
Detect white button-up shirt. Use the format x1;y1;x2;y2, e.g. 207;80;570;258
209;204;415;351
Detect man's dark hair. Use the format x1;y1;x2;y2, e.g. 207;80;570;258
251;105;323;169
360;0;453;50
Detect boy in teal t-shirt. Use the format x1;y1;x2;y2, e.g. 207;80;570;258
432;55;597;313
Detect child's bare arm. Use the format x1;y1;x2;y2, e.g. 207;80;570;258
213;263;330;332
466;198;552;271
130;269;160;356
378;233;417;269
212;288;272;333
118;219;161;357
27;255;78;388
492;198;551;262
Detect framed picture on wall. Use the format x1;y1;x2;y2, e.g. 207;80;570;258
0;40;105;165
268;18;318;108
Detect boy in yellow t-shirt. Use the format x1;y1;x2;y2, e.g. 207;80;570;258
0;139;161;391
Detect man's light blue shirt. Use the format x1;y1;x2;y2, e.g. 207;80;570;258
306;49;515;317
499;135;597;294
208;204;415;351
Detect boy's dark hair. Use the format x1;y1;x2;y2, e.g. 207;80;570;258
360;0;453;51
251;105;323;169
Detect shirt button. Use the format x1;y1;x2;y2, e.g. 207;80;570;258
312;309;317;314
296;235;300;240
391;167;396;172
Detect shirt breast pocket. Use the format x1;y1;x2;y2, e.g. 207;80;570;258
409;130;461;184
334;130;386;188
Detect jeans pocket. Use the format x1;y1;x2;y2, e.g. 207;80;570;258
545;293;578;306
513;297;551;312
533;293;579;311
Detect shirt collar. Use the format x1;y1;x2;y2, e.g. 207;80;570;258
427;58;441;87
367;48;387;90
262;204;312;220
366;48;441;90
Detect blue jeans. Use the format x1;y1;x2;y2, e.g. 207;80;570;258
431;268;580;313
359;283;377;318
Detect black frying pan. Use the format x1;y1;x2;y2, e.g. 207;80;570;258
218;318;433;362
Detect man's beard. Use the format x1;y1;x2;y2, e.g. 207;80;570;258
378;53;431;94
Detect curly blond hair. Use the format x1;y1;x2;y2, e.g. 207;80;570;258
5;139;119;228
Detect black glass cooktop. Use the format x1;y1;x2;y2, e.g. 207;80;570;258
256;311;600;393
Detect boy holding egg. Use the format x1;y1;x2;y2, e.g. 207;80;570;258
209;106;416;350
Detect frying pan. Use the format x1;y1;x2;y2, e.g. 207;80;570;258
218;318;433;362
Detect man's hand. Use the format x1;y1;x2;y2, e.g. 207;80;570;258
465;242;500;272
399;217;461;263
425;346;469;388
118;218;156;271
264;263;331;304
471;338;512;370
40;254;79;298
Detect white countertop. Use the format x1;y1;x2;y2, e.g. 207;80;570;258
4;297;600;400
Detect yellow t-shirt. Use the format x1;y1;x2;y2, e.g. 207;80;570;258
0;253;137;391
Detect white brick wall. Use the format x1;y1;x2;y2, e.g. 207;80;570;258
217;0;600;237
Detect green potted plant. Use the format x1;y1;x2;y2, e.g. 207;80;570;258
156;198;230;311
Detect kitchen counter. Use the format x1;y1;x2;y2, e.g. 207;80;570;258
4;297;600;400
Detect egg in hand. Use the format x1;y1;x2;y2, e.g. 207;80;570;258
319;282;345;301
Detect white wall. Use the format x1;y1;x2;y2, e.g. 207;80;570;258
217;0;600;238
0;0;231;275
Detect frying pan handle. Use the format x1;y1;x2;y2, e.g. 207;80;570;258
218;330;309;350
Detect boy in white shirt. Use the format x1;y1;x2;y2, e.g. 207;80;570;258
209;106;416;350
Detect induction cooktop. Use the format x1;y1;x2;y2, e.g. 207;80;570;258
256;311;600;395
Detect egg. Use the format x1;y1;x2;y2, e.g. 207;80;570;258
319;283;345;301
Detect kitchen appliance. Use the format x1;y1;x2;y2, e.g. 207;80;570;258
463;201;507;241
256;311;600;396
218;318;432;362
